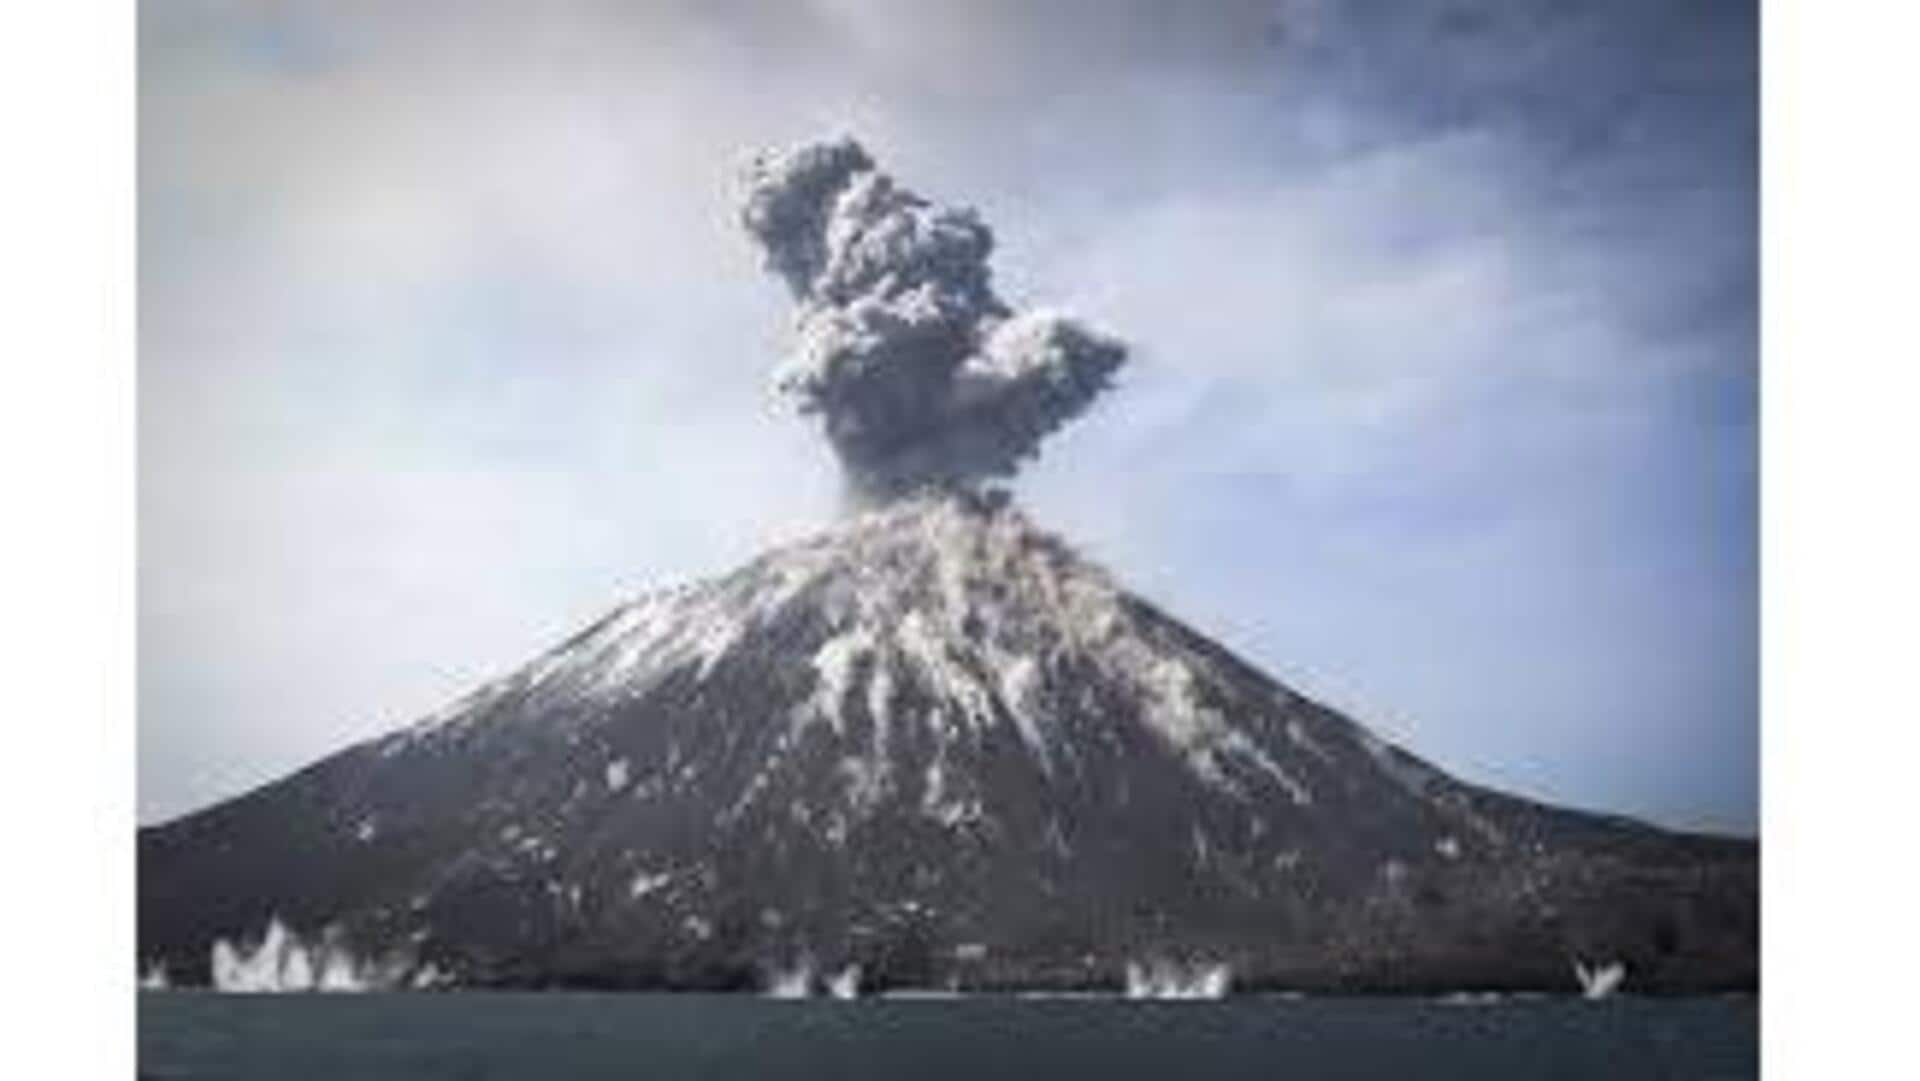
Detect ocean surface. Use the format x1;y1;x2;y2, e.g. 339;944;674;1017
139;992;1757;1080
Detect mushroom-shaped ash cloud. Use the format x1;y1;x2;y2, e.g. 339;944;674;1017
740;137;1128;504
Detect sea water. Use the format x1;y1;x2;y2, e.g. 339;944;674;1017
138;992;1756;1080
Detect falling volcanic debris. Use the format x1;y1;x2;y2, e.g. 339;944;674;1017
740;137;1128;503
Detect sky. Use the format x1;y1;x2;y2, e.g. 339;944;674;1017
139;0;1757;833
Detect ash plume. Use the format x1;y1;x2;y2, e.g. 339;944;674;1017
740;138;1127;503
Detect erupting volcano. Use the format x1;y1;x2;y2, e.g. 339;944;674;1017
138;139;1756;995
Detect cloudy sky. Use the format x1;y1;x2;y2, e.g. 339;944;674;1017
140;0;1756;832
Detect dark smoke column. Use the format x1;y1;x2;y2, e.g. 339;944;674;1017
740;138;1128;505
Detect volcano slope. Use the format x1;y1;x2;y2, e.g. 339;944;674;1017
139;493;1756;993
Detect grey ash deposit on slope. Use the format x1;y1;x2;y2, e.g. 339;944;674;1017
138;139;1755;994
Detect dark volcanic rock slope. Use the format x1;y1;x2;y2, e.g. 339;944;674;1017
139;494;1756;993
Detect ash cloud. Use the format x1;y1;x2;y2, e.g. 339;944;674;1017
740;138;1127;503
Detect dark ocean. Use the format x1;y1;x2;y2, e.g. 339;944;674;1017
138;992;1757;1080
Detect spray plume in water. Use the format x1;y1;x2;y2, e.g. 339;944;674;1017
740;137;1128;504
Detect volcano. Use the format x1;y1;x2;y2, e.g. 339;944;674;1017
138;492;1756;994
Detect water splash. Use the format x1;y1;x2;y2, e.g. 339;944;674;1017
1572;958;1627;1000
1124;959;1232;999
825;964;862;1000
209;916;419;993
765;957;815;999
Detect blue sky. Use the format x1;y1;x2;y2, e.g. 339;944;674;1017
139;0;1756;832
